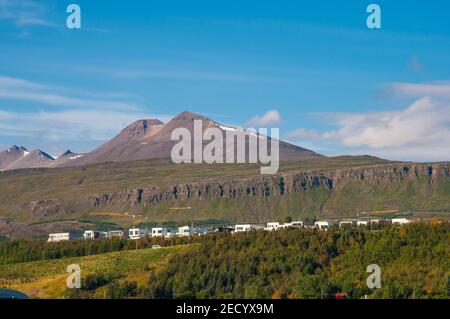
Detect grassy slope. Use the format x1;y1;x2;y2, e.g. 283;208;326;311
0;245;195;298
1;156;449;231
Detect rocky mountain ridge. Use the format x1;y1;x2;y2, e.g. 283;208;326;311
19;162;449;218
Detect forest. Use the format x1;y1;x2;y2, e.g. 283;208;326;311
1;222;449;299
141;222;449;299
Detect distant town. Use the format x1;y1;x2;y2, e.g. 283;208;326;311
47;215;422;243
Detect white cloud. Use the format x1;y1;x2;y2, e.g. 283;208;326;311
388;81;450;98
284;98;450;161
0;75;173;155
245;110;282;127
0;109;172;154
0;0;54;27
0;75;143;111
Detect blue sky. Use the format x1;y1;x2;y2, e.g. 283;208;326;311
0;0;449;160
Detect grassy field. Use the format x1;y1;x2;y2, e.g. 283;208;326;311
0;244;196;298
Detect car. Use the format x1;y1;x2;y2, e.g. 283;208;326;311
0;289;28;299
152;245;161;249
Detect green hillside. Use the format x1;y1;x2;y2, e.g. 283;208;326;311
0;156;449;238
0;244;195;298
1;223;448;299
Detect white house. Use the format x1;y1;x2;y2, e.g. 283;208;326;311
264;222;280;231
289;221;304;228
48;233;73;242
233;224;264;233
392;218;411;225
164;229;177;238
356;220;369;226
177;225;193;237
128;228;148;239
151;227;169;237
314;220;337;230
83;230;100;240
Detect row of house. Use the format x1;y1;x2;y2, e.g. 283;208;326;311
234;217;412;232
128;225;196;239
47;217;413;242
313;217;411;230
47;225;200;242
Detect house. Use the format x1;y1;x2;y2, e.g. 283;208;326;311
392;218;411;225
289;221;304;228
264;222;280;231
314;220;337;230
83;230;100;240
108;230;125;238
339;220;356;228
128;228;148;240
177;225;193;237
48;232;73;242
164;228;177;238
193;228;209;236
151;227;169;237
212;226;235;233
356;220;369;226
233;224;264;233
99;231;109;238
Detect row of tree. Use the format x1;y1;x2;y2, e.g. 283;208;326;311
0;235;200;265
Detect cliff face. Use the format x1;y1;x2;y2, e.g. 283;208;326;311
20;163;450;217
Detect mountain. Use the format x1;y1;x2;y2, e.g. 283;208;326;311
0;146;56;171
46;150;84;168
64;111;322;167
2;149;54;170
0;111;323;171
66;118;167;166
0;145;28;171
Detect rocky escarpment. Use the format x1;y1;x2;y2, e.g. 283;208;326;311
20;163;450;216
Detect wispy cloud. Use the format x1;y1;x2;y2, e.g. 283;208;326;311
244;110;282;127
284;97;450;161
0;75;144;111
386;81;450;99
0;109;173;155
111;69;275;83
0;0;55;27
0;75;173;155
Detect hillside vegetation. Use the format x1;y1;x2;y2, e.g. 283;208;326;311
144;223;449;299
0;245;194;298
0;223;448;299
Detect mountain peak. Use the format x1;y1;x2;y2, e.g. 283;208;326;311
127;119;164;128
120;118;165;140
7;145;27;153
170;111;213;126
61;149;74;156
35;150;55;160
